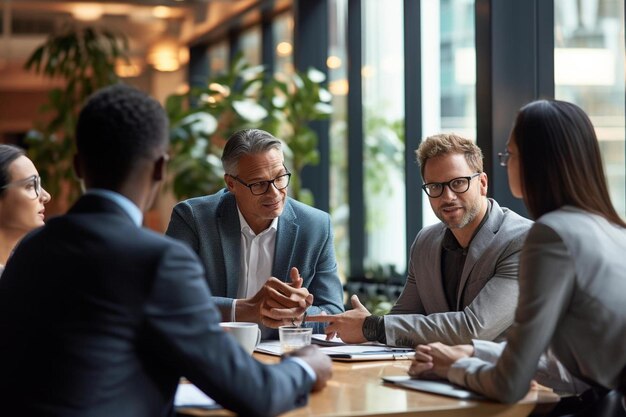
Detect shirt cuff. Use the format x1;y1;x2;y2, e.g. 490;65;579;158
471;339;505;363
283;357;317;383
231;299;237;322
448;357;489;387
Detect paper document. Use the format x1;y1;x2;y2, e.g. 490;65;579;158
174;383;221;409
256;340;283;356
311;334;346;346
382;375;485;400
256;338;415;361
321;345;415;361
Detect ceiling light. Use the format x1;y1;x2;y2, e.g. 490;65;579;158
72;4;104;21
148;39;181;72
276;42;293;57
153;6;172;19
327;56;342;69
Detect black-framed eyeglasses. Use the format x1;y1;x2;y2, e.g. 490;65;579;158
229;172;292;195
421;172;481;198
498;150;512;167
0;175;42;200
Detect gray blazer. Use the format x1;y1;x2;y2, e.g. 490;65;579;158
386;199;532;347
166;189;344;336
449;206;626;402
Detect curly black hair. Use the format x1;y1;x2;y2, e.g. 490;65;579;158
75;83;168;189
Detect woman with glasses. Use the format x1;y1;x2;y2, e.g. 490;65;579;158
0;144;51;275
408;100;626;415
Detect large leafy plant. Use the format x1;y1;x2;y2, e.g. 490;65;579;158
165;56;332;204
24;27;128;206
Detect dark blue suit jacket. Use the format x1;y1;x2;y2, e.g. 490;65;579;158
166;189;344;337
0;194;312;417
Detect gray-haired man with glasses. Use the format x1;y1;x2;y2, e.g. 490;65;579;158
167;129;344;338
309;133;532;348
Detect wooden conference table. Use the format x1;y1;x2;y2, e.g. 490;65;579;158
177;352;559;417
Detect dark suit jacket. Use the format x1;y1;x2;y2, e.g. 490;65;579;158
0;194;313;417
166;189;345;336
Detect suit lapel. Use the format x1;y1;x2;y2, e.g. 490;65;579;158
217;194;242;298
455;199;500;308
273;200;298;283
423;226;451;313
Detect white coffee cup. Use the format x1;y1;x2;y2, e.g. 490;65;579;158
219;322;261;355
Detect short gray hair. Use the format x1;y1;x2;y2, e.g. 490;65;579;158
221;129;282;175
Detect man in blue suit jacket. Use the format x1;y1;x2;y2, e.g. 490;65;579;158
0;85;331;417
167;129;344;337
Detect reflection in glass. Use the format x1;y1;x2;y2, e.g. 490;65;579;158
362;0;406;277
421;0;476;226
555;0;625;218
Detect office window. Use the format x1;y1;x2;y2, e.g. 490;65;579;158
208;41;228;76
238;26;262;66
362;0;406;277
555;0;625;218
328;0;349;279
421;0;476;227
273;13;294;76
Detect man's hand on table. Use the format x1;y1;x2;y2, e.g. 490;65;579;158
408;342;474;379
284;345;332;392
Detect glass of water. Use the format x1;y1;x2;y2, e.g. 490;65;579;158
278;326;313;353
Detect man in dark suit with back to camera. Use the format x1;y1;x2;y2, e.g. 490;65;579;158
0;84;331;417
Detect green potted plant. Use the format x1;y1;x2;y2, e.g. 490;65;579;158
24;26;128;210
165;56;332;205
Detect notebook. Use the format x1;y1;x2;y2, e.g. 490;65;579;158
382;375;486;400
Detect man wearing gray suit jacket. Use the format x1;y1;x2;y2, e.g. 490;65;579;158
309;133;532;347
166;129;344;338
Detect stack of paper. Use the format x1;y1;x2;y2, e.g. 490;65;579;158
256;335;415;361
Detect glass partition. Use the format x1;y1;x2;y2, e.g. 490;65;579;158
328;0;349;280
362;0;406;278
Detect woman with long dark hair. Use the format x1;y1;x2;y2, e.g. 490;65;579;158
0;144;51;275
408;100;626;414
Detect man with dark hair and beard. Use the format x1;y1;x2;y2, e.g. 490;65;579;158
309;133;532;348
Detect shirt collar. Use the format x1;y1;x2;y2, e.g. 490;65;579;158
236;206;278;236
84;189;143;227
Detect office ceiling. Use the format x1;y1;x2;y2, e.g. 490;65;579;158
0;0;209;79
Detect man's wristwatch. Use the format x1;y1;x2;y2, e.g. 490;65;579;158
362;315;384;342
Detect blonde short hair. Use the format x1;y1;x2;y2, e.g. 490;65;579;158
415;133;483;179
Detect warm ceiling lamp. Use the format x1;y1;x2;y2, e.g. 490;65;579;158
147;39;180;72
153;6;172;19
276;42;293;57
115;58;142;78
327;55;342;69
72;4;104;21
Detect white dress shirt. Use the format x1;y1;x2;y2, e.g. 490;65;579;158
231;208;278;321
